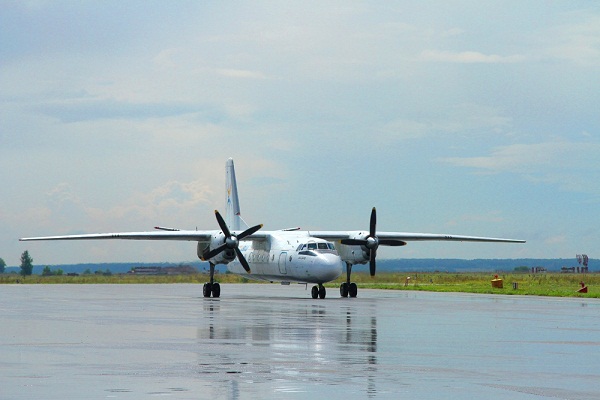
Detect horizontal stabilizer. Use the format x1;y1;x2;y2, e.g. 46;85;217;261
154;226;180;231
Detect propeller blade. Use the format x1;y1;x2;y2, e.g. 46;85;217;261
341;238;368;246
202;243;227;261
235;247;251;273
201;210;263;270
379;239;407;246
214;210;231;237
344;207;403;276
237;223;263;240
370;248;377;276
369;207;376;237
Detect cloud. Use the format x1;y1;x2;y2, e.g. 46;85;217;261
541;14;600;66
33;98;217;123
445;211;506;228
377;103;512;140
12;180;215;239
85;180;216;229
439;140;600;195
46;182;82;209
420;50;525;64
215;69;268;80
440;141;597;172
545;234;567;246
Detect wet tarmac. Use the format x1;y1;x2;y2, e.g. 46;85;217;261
1;283;599;399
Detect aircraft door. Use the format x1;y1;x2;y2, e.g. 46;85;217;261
278;252;287;274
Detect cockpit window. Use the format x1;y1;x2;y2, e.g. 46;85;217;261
297;241;337;255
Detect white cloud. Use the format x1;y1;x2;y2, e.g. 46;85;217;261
445;211;506;228
440;141;598;172
545;235;567;246
541;14;600;67
420;50;525;64
215;69;268;80
439;140;600;195
377;103;512;141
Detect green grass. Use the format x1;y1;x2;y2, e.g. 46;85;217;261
2;272;598;298
0;273;248;285
328;272;600;298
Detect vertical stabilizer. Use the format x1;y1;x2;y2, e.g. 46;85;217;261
225;158;249;230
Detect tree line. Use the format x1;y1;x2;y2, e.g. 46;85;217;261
1;251;115;277
0;251;34;276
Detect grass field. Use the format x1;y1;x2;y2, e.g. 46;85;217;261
330;272;600;298
1;272;598;298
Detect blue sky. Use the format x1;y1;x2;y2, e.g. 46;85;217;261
2;1;599;265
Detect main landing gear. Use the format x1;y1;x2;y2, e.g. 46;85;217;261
311;284;326;299
203;263;220;298
340;262;358;298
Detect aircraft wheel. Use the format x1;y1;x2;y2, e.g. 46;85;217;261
212;282;221;298
318;285;326;299
311;285;319;299
340;282;349;297
203;283;212;298
349;282;358;298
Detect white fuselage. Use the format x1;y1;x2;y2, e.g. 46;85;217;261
225;232;343;284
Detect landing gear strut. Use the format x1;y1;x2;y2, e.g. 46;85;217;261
311;284;326;299
203;263;220;298
340;262;358;298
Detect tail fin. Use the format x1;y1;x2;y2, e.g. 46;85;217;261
225;158;249;230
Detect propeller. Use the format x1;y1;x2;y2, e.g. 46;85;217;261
341;207;406;276
201;210;263;273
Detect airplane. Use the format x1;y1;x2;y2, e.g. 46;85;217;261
20;158;525;299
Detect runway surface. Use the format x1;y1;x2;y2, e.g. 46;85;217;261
1;283;599;399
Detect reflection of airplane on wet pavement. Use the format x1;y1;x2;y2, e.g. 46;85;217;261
21;159;525;299
198;299;378;396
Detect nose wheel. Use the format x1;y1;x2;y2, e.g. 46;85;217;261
311;284;326;299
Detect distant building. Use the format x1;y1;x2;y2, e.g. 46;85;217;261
561;266;576;273
130;267;163;275
164;265;197;275
130;266;197;275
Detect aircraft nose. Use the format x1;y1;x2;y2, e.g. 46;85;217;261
318;253;343;282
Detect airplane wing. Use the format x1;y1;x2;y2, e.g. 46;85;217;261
309;231;525;243
19;230;269;242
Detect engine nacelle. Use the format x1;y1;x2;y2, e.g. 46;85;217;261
197;233;236;264
337;232;370;265
197;242;210;259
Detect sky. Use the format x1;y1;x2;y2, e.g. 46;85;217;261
1;1;599;266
